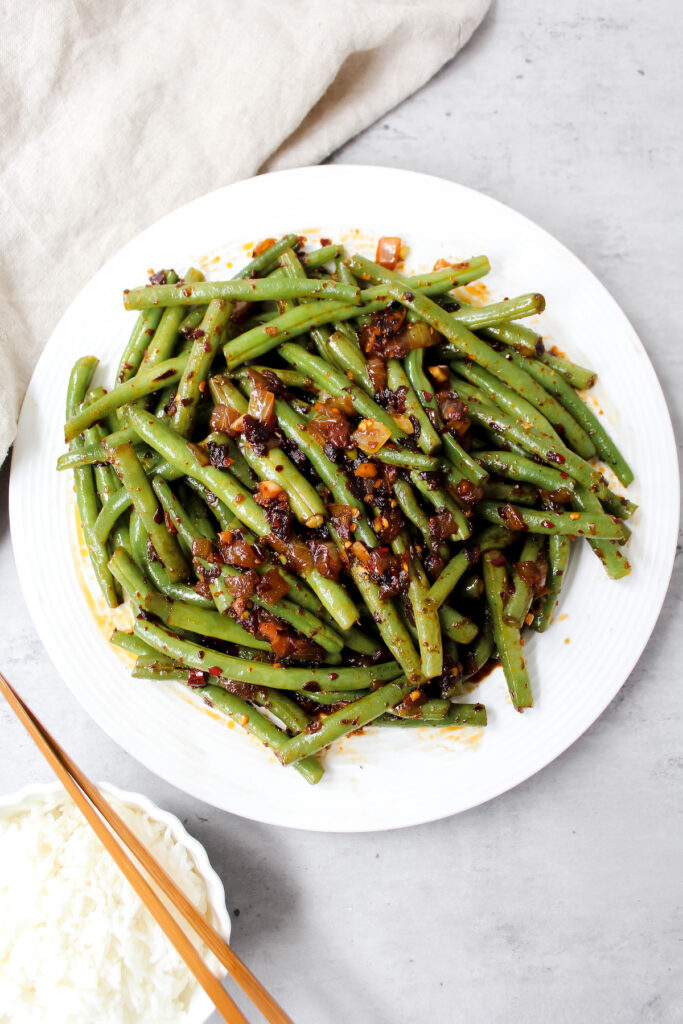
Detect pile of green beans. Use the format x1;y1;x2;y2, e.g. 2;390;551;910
59;234;635;784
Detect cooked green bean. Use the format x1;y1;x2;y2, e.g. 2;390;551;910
376;703;487;727
124;277;362;310
66;358;119;606
475;450;576;493
64;355;189;441
572;485;631;580
507;350;633;486
483;551;532;708
133;615;401;691
276;676;414;764
532;534;571;632
477;501;624;538
504;535;546;628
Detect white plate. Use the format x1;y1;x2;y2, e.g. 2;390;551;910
0;780;230;1024
10;165;679;832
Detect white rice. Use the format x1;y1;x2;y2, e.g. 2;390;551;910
0;792;219;1024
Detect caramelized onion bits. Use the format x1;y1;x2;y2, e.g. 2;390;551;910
218;530;264;569
375;385;407;414
436;390;470;435
230;300;252;324
489;551;508;567
186;441;210;466
367;547;410;599
209;403;243;436
428;364;450;384
359;305;407;358
247;385;275;425
256;567;290;604
402;322;439;351
308;538;342;580
350;418;392;455
191;537;214;562
255;480;284;503
204;440;234;470
308;399;352;450
498;503;529;531
454;478;484;513
354;461;377;479
256;618;320;660
366;356;387;393
515;559;547;591
428;509;457;544
391;414;413;433
242;413;277;455
328;503;359;542
225;568;258;610
375;236;403;270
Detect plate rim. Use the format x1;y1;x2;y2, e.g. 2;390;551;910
9;164;680;832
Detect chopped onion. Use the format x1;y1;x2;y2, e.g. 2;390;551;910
350;418;392;454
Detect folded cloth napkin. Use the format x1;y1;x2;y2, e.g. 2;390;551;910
0;0;489;463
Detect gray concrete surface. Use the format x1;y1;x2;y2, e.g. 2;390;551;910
1;4;681;1022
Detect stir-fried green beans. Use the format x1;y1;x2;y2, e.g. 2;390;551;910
60;232;635;780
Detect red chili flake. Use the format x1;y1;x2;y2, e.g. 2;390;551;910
187;669;207;689
153;508;163;524
208;666;222;677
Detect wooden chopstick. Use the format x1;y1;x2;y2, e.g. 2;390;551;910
0;672;295;1024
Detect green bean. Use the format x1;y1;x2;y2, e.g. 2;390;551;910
393;532;442;678
475;450;576;493
128;509;212;607
132;656;196;682
427;525;513;608
372;446;439;472
126;407;269;534
477;500;624;539
541;352;596;390
300;243;343;268
532;535;571;632
452;358;596;460
388;698;451;721
110;443;190;582
173;299;234;437
438;606;478;644
482;481;539;506
507;351;633;486
326;330;374;393
66;357;119;607
391;477;431;541
178;306;207;338
276;676;415;764
117;306;165;385
458;573;485;602
108;546;271;651
482;552;532;709
447;293;545;331
132;615;402;691
235;366;315;390
504;535;546;628
151;477;206;555
236;234;302;277
462;611;494;682
124;277;362;310
404;348;487;484
173;674;323;785
110;630;158;658
399;256;491;292
572;486;631;580
452;378;635;515
141;268;205;368
386;358;441;455
64;355;189;441
375;702;487;727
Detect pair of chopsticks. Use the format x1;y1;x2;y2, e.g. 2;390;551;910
0;672;295;1024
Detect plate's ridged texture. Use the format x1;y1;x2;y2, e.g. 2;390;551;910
10;166;678;831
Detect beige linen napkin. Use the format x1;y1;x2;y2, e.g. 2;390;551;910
0;0;489;462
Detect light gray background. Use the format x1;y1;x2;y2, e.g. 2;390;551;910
1;4;681;1023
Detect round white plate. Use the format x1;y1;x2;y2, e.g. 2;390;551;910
10;165;679;832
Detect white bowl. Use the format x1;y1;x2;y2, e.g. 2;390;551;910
0;780;231;1024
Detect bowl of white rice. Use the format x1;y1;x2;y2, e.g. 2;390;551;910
0;781;231;1024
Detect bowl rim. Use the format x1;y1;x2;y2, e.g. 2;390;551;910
0;779;231;1023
